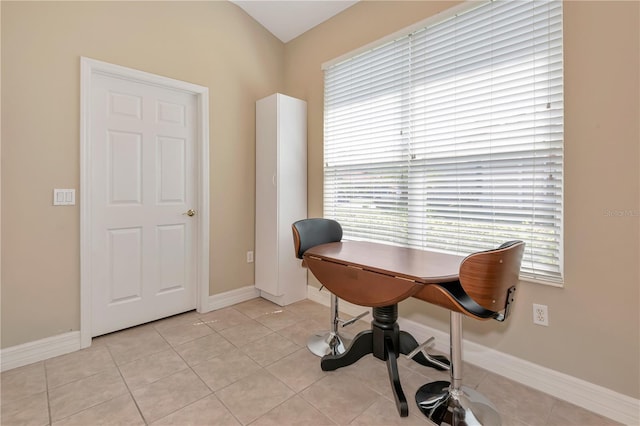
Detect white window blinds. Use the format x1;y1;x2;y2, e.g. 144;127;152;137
323;0;564;283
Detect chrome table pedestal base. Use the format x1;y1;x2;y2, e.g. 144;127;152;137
415;381;501;426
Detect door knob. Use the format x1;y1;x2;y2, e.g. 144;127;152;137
183;209;196;217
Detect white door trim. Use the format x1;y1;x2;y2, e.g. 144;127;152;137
79;57;210;348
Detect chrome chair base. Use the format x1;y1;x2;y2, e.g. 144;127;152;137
306;292;364;357
415;381;501;426
307;331;351;357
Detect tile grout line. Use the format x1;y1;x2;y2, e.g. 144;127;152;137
146;317;209;424
10;299;611;426
151;309;244;425
193;307;262;426
43;361;53;426
194;305;320;425
103;339;149;425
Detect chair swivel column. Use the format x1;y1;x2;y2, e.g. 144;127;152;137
307;293;347;356
450;311;463;394
307;291;369;356
414;240;525;426
415;314;501;426
292;218;367;357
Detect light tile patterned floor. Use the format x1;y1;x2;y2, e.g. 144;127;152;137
1;298;620;425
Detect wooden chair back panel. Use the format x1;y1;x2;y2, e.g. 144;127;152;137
292;225;302;259
413;285;482;319
459;241;525;313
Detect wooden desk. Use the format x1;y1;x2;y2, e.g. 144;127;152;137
303;241;465;417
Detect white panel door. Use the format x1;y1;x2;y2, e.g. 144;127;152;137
90;73;197;337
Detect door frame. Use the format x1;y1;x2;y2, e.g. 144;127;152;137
79;57;210;348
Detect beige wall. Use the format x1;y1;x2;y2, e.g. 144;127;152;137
1;1;284;347
2;0;639;402
284;1;640;399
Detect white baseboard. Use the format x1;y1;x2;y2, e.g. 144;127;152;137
1;331;81;372
1;286;261;373
3;287;637;425
307;286;639;426
206;285;261;312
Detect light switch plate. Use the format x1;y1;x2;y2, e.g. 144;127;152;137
53;189;75;206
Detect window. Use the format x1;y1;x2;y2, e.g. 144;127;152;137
323;0;563;284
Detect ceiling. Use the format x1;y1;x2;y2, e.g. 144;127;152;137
232;1;358;43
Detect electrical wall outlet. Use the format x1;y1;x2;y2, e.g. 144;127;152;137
246;251;254;263
533;303;549;326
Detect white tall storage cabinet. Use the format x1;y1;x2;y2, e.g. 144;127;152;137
255;93;307;306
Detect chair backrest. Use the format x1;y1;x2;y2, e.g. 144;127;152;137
458;240;525;319
292;218;343;259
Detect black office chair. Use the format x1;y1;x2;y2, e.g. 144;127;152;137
292;218;368;356
412;240;525;426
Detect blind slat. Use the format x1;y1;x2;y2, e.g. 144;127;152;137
324;0;564;283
